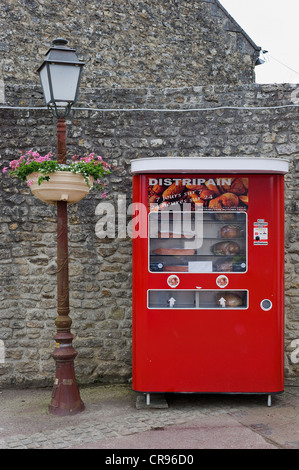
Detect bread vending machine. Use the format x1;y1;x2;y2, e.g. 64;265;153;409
131;157;289;406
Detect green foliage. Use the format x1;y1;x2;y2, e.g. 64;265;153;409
2;150;111;195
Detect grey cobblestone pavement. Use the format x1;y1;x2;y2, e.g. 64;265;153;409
0;380;298;449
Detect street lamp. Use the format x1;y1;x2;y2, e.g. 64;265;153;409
38;38;85;118
38;38;85;415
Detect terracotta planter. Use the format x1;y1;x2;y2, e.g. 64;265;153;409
27;171;93;205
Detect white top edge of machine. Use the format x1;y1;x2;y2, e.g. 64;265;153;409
131;157;289;174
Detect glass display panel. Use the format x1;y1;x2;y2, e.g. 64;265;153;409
148;290;248;310
149;211;247;273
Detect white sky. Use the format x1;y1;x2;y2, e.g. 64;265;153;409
219;0;299;83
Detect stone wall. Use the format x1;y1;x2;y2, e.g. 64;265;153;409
0;0;298;388
0;82;299;387
0;0;259;91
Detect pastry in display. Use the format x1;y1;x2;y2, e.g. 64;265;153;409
157;231;192;239
211;241;240;255
216;292;243;307
220;225;242;239
214;213;236;221
214;258;233;272
214;255;246;272
153;248;195;256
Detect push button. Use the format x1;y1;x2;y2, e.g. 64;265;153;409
260;299;272;311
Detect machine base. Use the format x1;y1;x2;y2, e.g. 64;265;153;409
134;390;284;408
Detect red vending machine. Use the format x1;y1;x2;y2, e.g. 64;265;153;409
131;157;289;406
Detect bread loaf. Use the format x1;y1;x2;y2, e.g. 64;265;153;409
158;232;193;239
216;292;243;307
211;241;240;255
163;265;188;272
220;225;242;239
153;248;195;255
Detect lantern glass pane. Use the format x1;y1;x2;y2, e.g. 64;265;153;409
49;64;81;104
39;65;51;105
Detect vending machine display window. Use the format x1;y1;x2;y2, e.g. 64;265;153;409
149;211;247;274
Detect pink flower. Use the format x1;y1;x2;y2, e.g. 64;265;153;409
27;180;33;187
101;191;107;198
82;155;93;163
9;160;20;170
2;167;8;173
30;151;40;159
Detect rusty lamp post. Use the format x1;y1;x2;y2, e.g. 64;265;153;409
37;38;85;415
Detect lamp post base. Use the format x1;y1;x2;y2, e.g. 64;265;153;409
49;360;85;416
49;333;85;416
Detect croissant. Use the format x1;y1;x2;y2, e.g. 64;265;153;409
162;180;184;200
239;195;248;205
152;184;165;195
189;192;204;205
205;181;221;195
209;192;239;209
199;188;215;200
186;184;205;191
229;178;248;196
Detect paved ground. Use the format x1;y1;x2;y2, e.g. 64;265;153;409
0;380;298;450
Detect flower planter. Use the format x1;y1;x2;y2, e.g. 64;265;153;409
27;171;93;205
